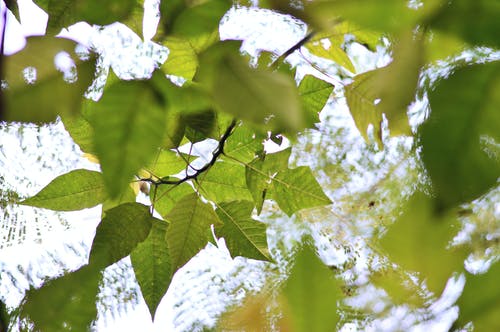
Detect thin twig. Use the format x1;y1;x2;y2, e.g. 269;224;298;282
271;31;316;70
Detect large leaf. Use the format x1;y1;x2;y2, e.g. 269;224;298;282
166;193;222;272
272;166;332;216
215;201;270;261
21;169;106;211
153;183;194;217
86;78;166;198
420;62;500;210
161;37;198;80
20;264;101;332
131;218;171;320
34;0;138;34
282;242;342;332
298;75;334;127
2;37;95;123
89;203;153;268
198;161;253;203
245;148;291;214
380;193;466;295
456;261;500;331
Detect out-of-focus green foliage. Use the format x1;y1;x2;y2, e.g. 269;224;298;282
1;0;499;330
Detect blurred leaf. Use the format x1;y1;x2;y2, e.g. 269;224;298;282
306;29;356;73
34;0;138;34
282;242;342;332
272;166;332;216
420;62;500;210
131;218;171;320
245;148;291;214
161;37;198;80
380;193;466;295
166;193;222;272
2;37;95;123
153;183;194;217
5;1;20;21
145;149;194;178
345;31;422;147
20;264;101;332
456;261;500;331
215;200;270;261
86;78;166;198
223;125;265;163
101;185;136;213
183;110;217;143
298;75;334;127
89;203;153;267
21;169;106;211
430;0;500;48
198;161;253;203
371;268;426;307
423;30;466;63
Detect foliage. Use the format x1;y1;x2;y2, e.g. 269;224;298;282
1;0;499;331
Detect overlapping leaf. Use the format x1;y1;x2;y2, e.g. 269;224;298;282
162;37;198;80
21;169;106;211
215;201;270;261
166;193;222;272
131;218;171;320
298;75;334;127
223;125;265;163
153;182;193;217
199;161;252;203
145;149;194;178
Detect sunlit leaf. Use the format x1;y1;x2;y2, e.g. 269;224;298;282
298;75;334;127
457;261;500;331
162;37;198;80
272;166;332;216
306;28;356;73
380;193;466;295
198;161;252;203
166;193;222;272
245;148;291;214
61;113;94;153
421;62;500;210
34;0;138;34
21;169;106;211
153;183;194;218
223;125;265;163
2;37;95;123
282;242;342;332
131;218;171;320
215;200;270;261
371;268;426;307
102;185;136;213
89;203;153;268
86;78;166;198
145;149;194;178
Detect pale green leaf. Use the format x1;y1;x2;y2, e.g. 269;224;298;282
306;32;355;73
298;75;334;127
61;114;94;154
198;162;252;203
153;183;194;217
215;201;270;261
89;203;153;268
272;166;332;216
166;193;222;271
131;218;171;320
245;148;291;214
87;79;166;198
145;149;194;178
223;125;265;163
21;169;106;211
283;242;342;332
162;37;198;80
102;185;137;214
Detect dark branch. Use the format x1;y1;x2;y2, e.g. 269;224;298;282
141;119;238;186
271;31;316;69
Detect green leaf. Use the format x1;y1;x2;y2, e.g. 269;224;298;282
131;218;171;320
61;113;94;154
89;203;153;268
223;125;265;163
86;78;166;198
182;110;217;143
306;28;356;73
298;75;334;127
282;242;342;332
21;169;107;211
198;161;252;203
2;37;95;123
162;37;198;80
430;0;500;48
380;193;466;295
20;264;101;332
145;149;194;178
153;183;194;218
420;62;500;210
245;148;291;214
102;185;137;214
166;193;222;272
272;166;332;216
457;261;500;331
215;200;270;261
34;0;138;34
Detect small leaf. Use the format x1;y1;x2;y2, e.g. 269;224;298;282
282;242;342;332
21;169;107;211
166;193;222;272
87;78;166;198
61;113;94;154
298;75;334;127
162;37;198;80
153;182;194;217
305;28;356;73
131;218;171;320
223;125;265;163
215;201;270;261
145;149;194;178
198;161;252;203
272;166;332;216
89;203;153;268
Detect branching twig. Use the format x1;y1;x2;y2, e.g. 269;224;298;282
271;30;316;70
140;119;238;186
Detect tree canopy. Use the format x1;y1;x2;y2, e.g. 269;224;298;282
0;0;499;331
